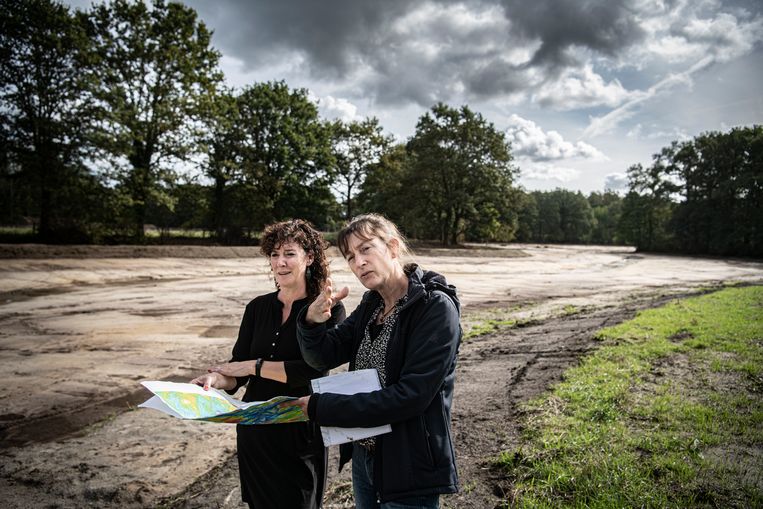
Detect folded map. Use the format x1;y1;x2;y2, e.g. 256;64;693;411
139;380;306;424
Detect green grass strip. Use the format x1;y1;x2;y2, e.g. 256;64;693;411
497;286;763;508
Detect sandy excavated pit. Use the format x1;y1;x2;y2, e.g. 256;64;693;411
0;243;761;508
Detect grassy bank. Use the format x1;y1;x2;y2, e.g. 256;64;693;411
498;285;763;508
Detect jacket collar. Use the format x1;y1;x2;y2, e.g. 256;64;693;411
361;264;459;313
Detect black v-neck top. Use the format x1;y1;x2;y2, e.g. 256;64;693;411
230;291;346;402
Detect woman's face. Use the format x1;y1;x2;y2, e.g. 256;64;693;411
269;241;313;291
344;233;398;291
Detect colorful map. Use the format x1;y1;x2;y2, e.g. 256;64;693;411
139;381;306;425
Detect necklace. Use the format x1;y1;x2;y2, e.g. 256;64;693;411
377;292;407;324
379;304;396;320
374;301;395;325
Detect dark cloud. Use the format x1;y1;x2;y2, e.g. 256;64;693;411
464;59;527;98
181;0;749;108
501;0;646;67
186;0;520;106
185;0;415;76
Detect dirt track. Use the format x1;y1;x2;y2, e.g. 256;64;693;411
0;244;761;508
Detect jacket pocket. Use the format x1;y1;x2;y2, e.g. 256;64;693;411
420;415;436;466
423;393;453;468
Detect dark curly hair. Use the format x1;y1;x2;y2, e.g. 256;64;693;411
260;219;330;301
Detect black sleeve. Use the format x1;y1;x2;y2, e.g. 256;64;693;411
283;301;347;387
226;300;256;394
297;295;366;371
312;292;460;427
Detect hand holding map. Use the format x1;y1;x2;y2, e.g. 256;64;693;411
139;381;306;425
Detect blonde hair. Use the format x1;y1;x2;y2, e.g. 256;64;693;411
337;213;411;261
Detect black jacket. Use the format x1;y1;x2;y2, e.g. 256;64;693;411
297;265;461;502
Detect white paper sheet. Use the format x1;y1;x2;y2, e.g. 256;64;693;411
310;369;392;446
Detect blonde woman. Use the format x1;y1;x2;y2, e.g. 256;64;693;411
296;213;461;508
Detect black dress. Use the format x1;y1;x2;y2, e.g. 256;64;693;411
229;291;346;509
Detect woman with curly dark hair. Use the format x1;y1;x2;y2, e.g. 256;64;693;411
191;219;346;509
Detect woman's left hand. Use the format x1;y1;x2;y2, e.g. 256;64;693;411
208;361;255;377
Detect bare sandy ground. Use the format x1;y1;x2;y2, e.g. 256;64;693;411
0;243;761;508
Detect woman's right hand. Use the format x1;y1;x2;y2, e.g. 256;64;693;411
190;371;236;391
306;277;349;324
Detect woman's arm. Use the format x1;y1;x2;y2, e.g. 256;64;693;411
297;296;365;371
214;302;348;385
308;292;460;428
284;302;347;385
209;358;287;383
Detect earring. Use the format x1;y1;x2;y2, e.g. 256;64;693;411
271;267;279;289
306;266;313;280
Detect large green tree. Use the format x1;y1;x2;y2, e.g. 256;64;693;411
405;103;518;244
235;81;336;230
556;190;594;243
588;190;623;245
619;159;677;251
82;0;221;238
514;191;539;242
330;117;392;220
619;127;763;255
0;0;96;240
201;87;246;241
145;177;208;234
521;189;594;243
669;127;763;255
356;143;427;236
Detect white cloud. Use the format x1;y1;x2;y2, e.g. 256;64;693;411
532;65;635;110
680;13;763;62
393;2;509;39
632;1;763;65
520;162;580;183
626;123;691;142
506;114;607;161
219;54;307;90
583;55;714;138
312;95;362;122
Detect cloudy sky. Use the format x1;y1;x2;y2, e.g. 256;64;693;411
66;0;763;193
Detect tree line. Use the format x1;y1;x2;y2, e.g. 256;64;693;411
619;126;762;257
1;0;760;256
513;125;762;257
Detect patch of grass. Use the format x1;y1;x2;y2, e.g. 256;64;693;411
461;480;477;494
0;225;34;234
461;304;540;340
143;227;209;239
560;304;593;317
0;225;37;242
464;318;519;339
561;304;579;316
497;286;763;508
